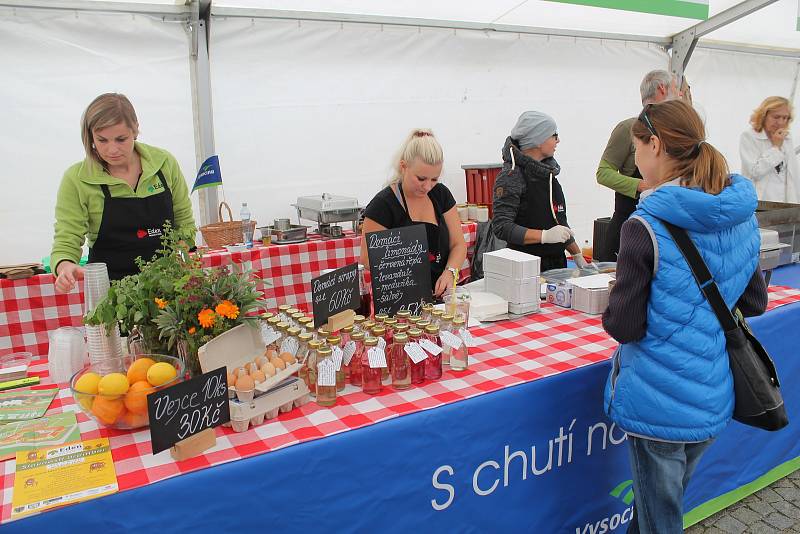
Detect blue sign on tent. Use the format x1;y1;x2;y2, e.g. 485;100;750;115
192;155;223;193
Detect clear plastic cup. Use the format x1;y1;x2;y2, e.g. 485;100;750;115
442;286;471;325
83;263;111;313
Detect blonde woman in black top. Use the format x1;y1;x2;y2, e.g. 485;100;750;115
361;129;466;296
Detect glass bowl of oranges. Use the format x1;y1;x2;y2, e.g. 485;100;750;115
69;354;184;429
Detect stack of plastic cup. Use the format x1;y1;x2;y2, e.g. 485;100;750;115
83;263;123;374
47;327;88;384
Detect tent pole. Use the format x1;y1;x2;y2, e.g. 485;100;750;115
670;0;780;81
190;0;218;227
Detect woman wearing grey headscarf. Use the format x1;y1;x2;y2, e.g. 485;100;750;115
491;111;591;272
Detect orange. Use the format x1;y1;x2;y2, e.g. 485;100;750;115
91;396;126;426
127;358;156;384
120;410;149;428
124;380;153;415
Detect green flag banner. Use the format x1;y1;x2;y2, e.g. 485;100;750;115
545;0;709;20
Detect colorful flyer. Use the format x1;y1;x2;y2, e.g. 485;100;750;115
0;412;81;461
11;438;118;519
0;388;58;423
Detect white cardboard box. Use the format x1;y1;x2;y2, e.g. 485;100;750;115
483;248;541;280
485;273;540;305
567;274;614;314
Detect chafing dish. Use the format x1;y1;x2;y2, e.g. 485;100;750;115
293;193;362;236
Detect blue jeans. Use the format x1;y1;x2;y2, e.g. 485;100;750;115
627;435;714;534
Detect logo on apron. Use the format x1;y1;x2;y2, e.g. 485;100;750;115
136;228;164;239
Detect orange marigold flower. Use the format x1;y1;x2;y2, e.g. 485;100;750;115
154;298;168;309
198;308;216;328
188;327;197;335
215;300;240;320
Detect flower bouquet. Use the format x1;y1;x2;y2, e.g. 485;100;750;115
84;224;266;376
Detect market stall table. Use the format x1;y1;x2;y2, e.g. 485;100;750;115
2;287;800;531
0;223;477;357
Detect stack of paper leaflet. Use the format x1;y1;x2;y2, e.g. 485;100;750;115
483;248;541;315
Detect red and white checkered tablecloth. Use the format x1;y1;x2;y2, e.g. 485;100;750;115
0;224;478;358
2;285;799;524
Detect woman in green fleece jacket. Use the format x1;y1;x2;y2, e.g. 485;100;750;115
52;93;195;293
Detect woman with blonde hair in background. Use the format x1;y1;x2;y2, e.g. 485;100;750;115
361;129;466;296
604;100;767;533
739;96;799;203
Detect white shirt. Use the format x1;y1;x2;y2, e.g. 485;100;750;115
739;128;800;203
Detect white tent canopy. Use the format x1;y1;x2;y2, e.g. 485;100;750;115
2;0;799;264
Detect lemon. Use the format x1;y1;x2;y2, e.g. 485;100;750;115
147;362;177;387
97;373;130;397
74;372;101;395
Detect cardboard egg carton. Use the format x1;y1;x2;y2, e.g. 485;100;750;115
198;323;310;432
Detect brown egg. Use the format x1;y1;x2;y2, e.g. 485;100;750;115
236;374;255;391
270;357;286;370
279;351;296;365
227;372;236;387
261;362;277;377
251;370;266;384
246;362;259;374
264;348;278;359
256;355;268;368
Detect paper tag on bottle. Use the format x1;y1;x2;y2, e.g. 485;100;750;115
261;325;281;346
331;346;344;371
419;338;443;356
280;336;299;356
367;347;387;368
404;342;428;364
377;337;386;352
459;327;477;348
343;341;357;366
440;330;464;349
317;359;336;387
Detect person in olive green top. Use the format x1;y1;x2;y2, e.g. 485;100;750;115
52;93;195;293
594;70;683;261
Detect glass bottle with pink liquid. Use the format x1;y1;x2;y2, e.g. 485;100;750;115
423;324;443;380
315;346;337;406
348;332;365;386
361;336;384;395
408;328;426;385
390;332;411;390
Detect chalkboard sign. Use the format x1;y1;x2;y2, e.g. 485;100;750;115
311;263;359;328
147;366;230;455
366;224;431;316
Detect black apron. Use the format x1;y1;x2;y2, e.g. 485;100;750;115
511;171;569;272
395;183;451;289
603;168;642;261
88;170;174;281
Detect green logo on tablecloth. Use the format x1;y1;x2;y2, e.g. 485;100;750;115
609;479;635;505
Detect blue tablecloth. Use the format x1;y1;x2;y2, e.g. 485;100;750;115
8;302;800;533
769;263;800;289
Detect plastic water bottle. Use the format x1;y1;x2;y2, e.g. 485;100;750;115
240;202;253;248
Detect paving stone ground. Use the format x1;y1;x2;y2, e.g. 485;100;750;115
685;469;800;533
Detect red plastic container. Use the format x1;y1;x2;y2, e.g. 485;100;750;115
462;164;502;218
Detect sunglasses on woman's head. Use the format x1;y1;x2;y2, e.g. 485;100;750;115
638;104;658;138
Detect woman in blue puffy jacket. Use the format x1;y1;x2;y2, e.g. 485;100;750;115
602;99;768;534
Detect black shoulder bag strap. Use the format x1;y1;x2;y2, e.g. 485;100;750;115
660;221;738;333
662;220;781;391
661;220;787;431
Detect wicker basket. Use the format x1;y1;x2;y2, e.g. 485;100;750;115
199;202;256;249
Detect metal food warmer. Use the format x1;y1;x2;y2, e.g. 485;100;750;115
756;200;800;265
292;193;362;238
